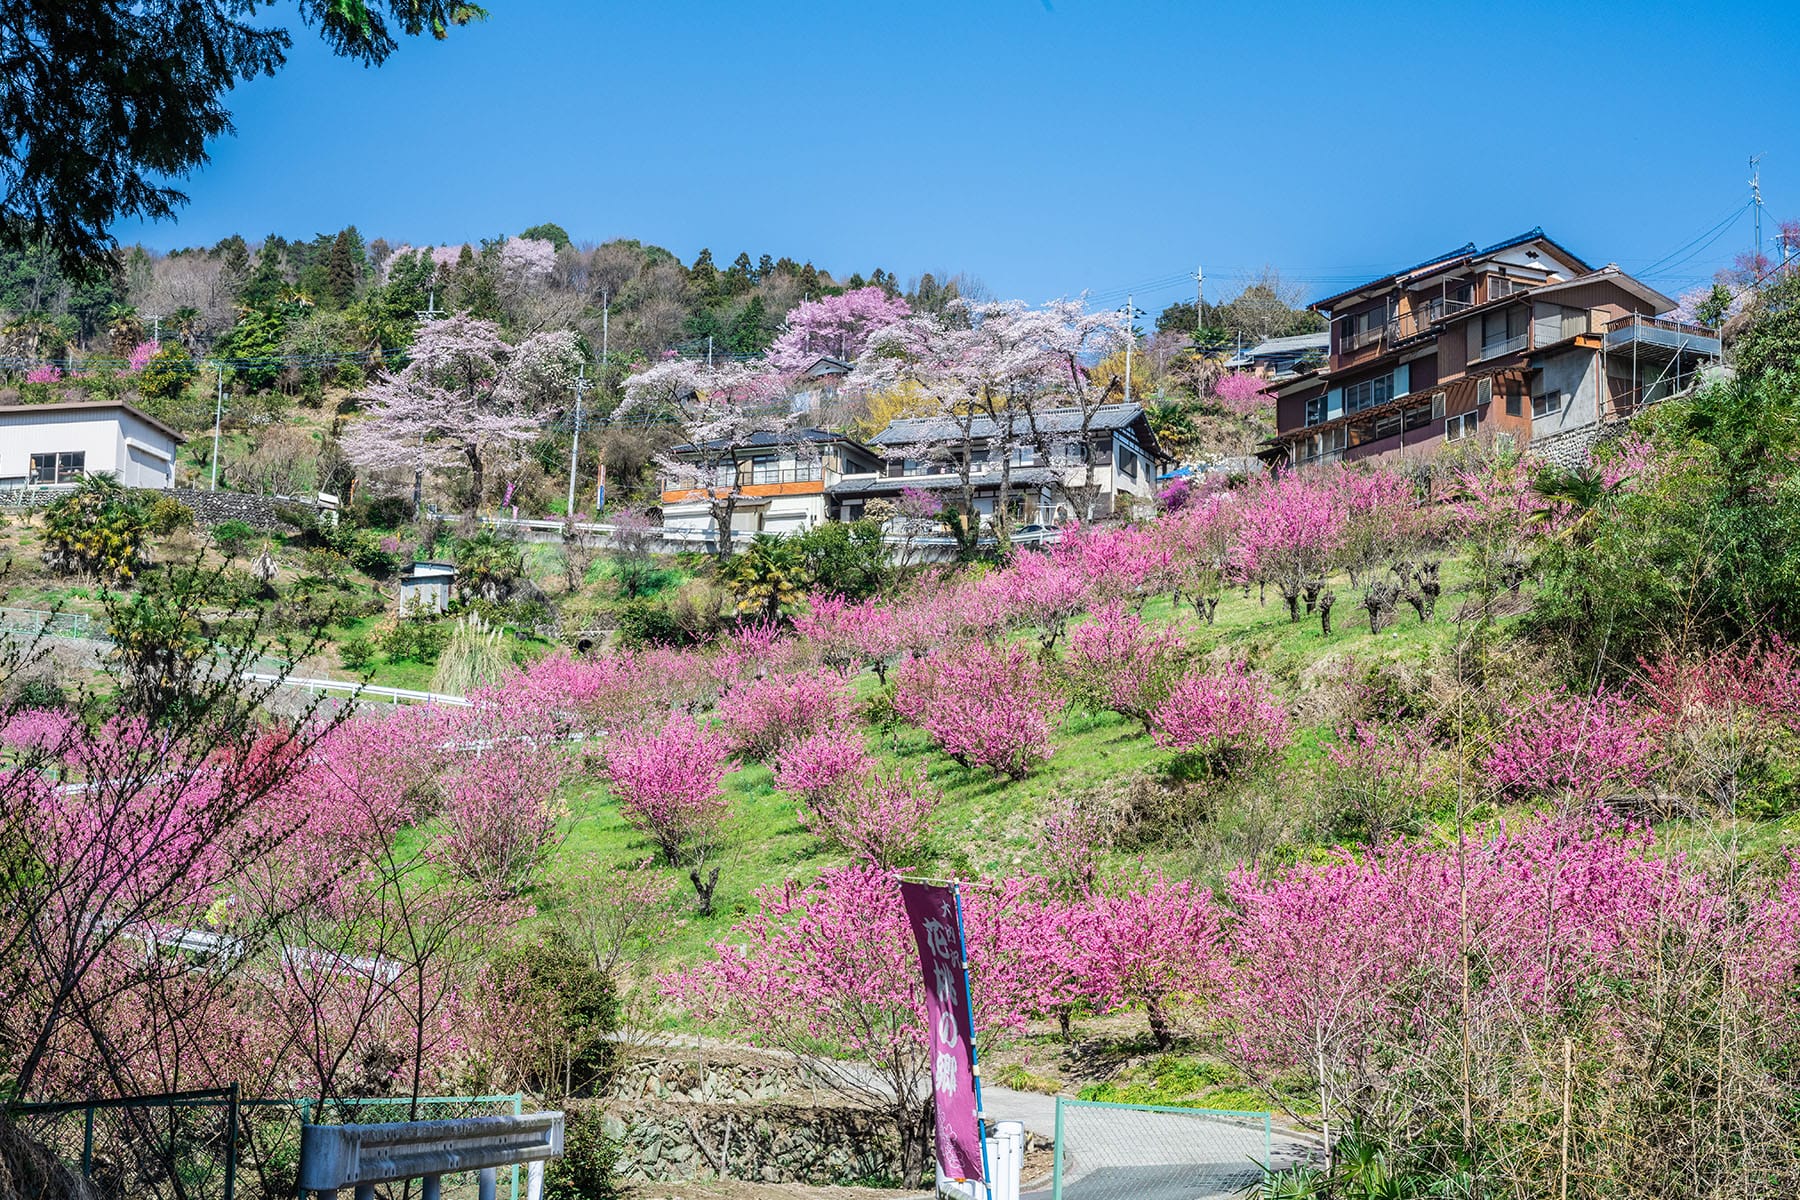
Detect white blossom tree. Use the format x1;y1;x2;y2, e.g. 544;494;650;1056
850;299;1124;546
617;358;790;559
341;314;581;514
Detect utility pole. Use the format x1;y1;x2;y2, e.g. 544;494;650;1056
210;366;225;491
1195;265;1204;335
600;291;610;368
411;289;445;512
1750;154;1765;277
707;335;714;368
566;363;587;518
1123;294;1134;402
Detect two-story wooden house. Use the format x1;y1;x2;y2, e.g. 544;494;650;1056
830;403;1167;525
1265;229;1721;468
658;428;884;536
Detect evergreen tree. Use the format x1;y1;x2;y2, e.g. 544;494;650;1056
689;248;719;302
725;252;755;296
797;261;821;294
847;272;866;290
237;240;288;308
324;228;359;308
520;221;572;251
773;256;800;277
725;294;770;355
757;253;775;279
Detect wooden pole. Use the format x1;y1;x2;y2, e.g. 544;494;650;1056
1560;1037;1573;1200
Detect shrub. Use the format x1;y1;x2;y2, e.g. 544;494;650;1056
718;671;854;761
338;635;375;672
432;614;516;695
773;724;873;809
40;474;153;583
613;599;687;649
212;519;257;558
1483;689;1654;804
907;641;1058;779
1152;663;1290;775
487;939;620;1100
455;531;526;603
356;493;415;529
147;496;194;534
541;1103;618;1200
378;610;450;664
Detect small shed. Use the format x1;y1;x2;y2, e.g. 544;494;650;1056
398;561;456;614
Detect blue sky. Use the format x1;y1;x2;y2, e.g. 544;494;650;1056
119;0;1800;315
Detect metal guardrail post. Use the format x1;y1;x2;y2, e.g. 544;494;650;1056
1264;1111;1272;1168
479;1167;497;1200
224;1081;240;1200
511;1092;523;1200
1051;1096;1063;1200
81;1105;94;1178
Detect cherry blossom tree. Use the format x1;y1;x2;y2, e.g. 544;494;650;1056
341;314;581;513
618;357;789;559
1075;874;1227;1048
766;287;912;373
901;641;1059;779
1232;473;1346;619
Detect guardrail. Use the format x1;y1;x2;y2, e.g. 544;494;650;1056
298;1111;564;1200
240;672;472;707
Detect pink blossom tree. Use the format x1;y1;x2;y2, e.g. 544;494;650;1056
902;641;1059;779
718;669;855;761
1482;689;1655;805
1075;874;1227;1048
1152;663;1291;774
670;866;1030;1188
1060;602;1189;731
800;762;941;869
1232;473;1346;620
1212;371;1272;416
602;718;737;868
767;287;912;373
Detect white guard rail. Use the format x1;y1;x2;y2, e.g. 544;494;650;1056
298;1111;564;1200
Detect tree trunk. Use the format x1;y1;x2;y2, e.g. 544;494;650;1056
899;1097;935;1190
709;492;739;562
1146;994;1175;1050
689;865;721;916
463;443;484;515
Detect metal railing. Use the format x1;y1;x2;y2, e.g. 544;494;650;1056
1477;332;1529;360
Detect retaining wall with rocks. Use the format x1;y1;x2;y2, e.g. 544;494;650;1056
598;1049;1047;1188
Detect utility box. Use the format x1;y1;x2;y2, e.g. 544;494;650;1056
398;561;456;615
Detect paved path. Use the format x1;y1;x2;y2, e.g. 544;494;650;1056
975;1085;1319;1200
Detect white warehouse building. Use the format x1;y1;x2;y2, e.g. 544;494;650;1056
0;401;185;489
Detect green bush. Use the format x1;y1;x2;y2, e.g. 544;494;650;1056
793;519;888;600
613;599;686;649
355;493;414;530
212;519;257;558
10;676;68;710
147;496;195;534
338;635;375;672
454;531;526;603
541;1104;618;1200
487;937;619;1099
378;610;450;664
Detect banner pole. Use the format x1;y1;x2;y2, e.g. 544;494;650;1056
950;883;994;1191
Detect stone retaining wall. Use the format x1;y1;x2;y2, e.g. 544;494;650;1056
598;1049;1048;1187
0;485;317;530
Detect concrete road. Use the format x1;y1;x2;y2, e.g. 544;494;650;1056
977;1085;1319;1200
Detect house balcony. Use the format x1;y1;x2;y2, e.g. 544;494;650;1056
1385;296;1473;345
1602;314;1722;360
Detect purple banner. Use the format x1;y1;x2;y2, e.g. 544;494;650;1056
900;881;985;1183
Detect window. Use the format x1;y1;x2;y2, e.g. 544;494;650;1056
749;455;778;484
1305;395;1327;425
1339;301;1392;352
1476;378;1493;407
1404;403;1435;432
1506;388;1521;417
1445;412;1478;442
1431;390;1446;419
1009;445;1036;466
29;451;84;484
1343;372;1394;414
1115;443;1138;479
1533;390;1563;419
1480;307;1529;358
1488;275;1520;300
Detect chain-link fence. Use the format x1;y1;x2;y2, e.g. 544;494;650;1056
1048;1099;1288;1200
10;1089;525;1200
